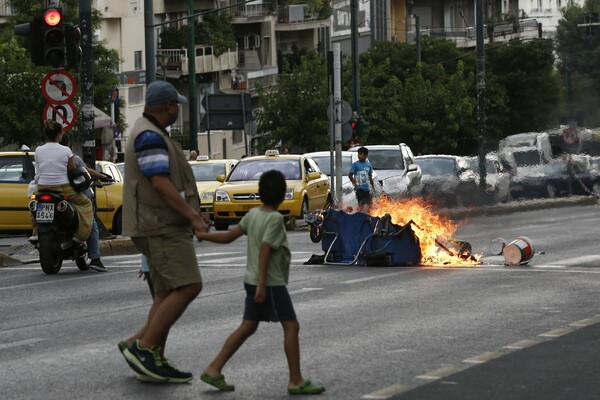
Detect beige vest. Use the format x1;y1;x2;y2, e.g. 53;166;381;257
122;116;200;237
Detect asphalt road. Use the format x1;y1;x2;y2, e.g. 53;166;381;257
0;202;599;399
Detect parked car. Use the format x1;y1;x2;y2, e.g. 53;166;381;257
212;150;331;231
0;150;123;234
348;143;422;198
415;155;479;207
188;156;238;219
303;150;383;208
464;153;512;203
510;155;600;199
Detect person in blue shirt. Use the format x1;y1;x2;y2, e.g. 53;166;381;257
348;146;374;210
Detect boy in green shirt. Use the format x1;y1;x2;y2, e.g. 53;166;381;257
196;169;325;395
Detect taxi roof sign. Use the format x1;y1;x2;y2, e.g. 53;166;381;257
265;149;279;156
196;155;210;161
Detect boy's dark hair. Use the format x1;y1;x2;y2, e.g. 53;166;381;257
259;169;287;206
357;146;368;155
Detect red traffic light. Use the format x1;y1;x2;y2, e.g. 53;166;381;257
44;8;62;27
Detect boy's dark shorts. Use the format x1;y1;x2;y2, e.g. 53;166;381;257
355;188;373;206
243;283;297;322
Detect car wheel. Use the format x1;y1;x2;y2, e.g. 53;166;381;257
299;197;309;219
546;183;557;199
214;222;229;231
111;209;122;235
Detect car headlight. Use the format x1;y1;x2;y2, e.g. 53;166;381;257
215;190;230;202
200;192;213;201
285;188;294;200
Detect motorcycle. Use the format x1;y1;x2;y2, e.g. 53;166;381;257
29;170;114;274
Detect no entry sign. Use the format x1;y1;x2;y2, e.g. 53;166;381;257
41;70;77;105
43;102;78;132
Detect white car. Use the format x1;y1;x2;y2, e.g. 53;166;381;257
348;143;422;198
464;153;512;203
304;150;383;209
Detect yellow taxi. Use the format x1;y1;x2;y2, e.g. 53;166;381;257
188;156;238;219
212;150;331;230
0;151;123;234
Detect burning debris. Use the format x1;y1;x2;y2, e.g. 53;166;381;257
307;196;482;267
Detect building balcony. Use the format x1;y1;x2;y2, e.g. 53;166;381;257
410;20;540;49
275;4;331;32
229;67;279;93
218;0;276;19
156;46;238;77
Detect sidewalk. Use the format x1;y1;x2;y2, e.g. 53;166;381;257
1;196;597;267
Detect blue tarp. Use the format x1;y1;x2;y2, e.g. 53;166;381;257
318;209;421;266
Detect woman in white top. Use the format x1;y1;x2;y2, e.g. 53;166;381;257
35;120;93;244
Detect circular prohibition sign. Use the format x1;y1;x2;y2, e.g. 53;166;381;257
42;102;78;132
41;70;77;105
562;127;579;145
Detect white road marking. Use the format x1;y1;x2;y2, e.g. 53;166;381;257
0;337;46;350
503;339;541;349
550;255;600;265
362;384;412;399
539;327;575;337
340;272;402;284
288;288;323;295
463;351;503;364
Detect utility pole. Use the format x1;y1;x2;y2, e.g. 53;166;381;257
187;0;198;153
144;0;155;86
333;44;343;205
350;0;360;115
475;0;487;198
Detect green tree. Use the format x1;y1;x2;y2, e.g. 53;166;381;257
255;52;329;153
486;39;564;134
556;0;600;126
159;12;236;56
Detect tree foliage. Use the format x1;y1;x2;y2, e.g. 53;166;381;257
255;52;329;153
555;0;600;126
256;36;563;156
0;0;120;148
159;12;236;56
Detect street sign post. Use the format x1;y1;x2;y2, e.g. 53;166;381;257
41;69;77;105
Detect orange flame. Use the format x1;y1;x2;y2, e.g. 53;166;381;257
360;197;481;266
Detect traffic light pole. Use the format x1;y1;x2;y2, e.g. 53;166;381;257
79;0;95;170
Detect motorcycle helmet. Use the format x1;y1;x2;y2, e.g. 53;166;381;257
68;166;93;192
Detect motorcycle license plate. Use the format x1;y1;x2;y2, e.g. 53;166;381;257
36;203;55;222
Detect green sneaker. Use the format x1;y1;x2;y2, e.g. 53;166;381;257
122;341;169;382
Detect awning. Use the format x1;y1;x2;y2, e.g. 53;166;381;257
94;106;113;129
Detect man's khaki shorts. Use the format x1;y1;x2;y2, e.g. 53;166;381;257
132;231;201;292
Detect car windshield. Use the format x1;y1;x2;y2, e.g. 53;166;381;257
513;150;542;167
416;158;456;176
366;150;405;170
190;163;227;181
228;159;301;181
468;158;497;173
311;155;353;176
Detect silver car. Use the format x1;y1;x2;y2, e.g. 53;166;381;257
348;143;422;198
304;150;383;209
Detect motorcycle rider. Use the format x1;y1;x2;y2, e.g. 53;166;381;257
59;134;110;272
34;120;94;256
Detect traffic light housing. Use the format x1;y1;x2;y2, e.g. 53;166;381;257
65;23;82;71
42;6;65;67
14;15;44;66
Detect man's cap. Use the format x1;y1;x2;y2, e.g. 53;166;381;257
145;81;188;106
